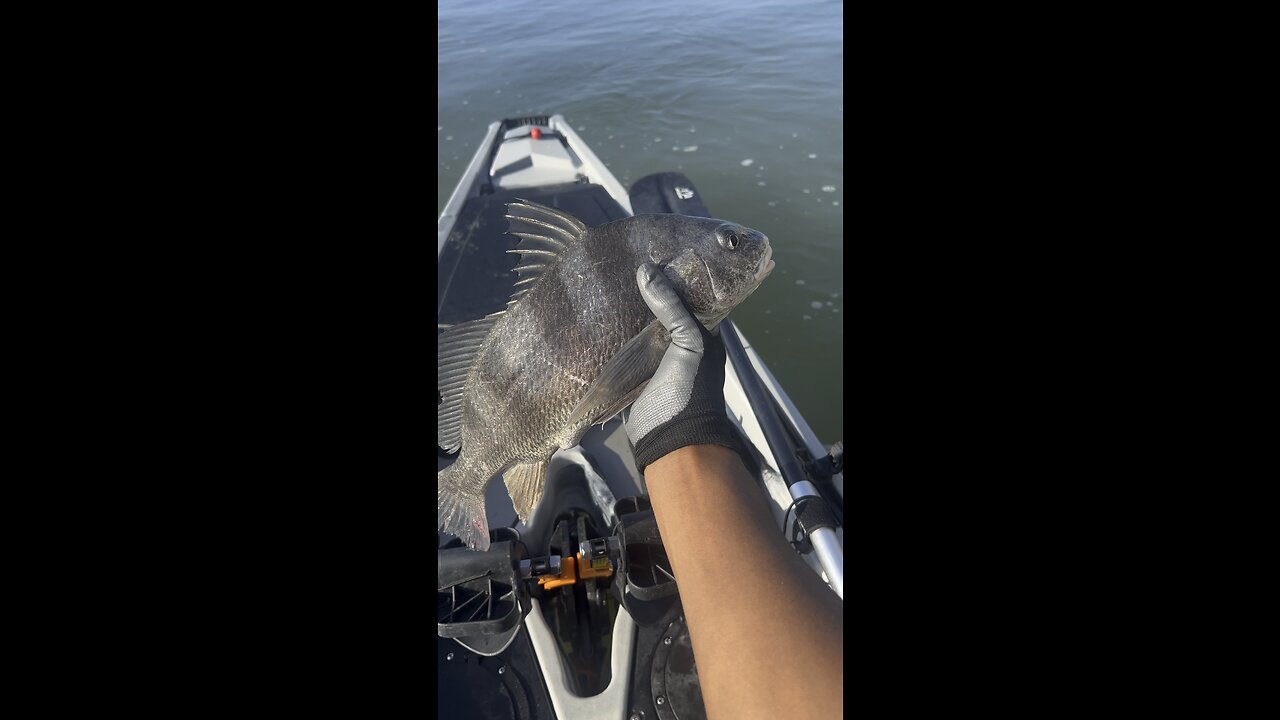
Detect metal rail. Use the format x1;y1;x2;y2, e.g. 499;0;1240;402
438;121;503;256
720;321;844;599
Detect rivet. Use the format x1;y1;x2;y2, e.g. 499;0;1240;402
656;696;665;705
664;637;672;645
446;652;454;661
498;666;506;674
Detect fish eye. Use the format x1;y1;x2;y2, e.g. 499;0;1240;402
718;229;740;250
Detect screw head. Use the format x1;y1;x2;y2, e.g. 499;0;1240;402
498;666;506;674
446;652;454;661
663;637;672;645
630;713;643;720
656;696;665;706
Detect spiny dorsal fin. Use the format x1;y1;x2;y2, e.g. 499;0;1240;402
502;199;589;308
507;198;588;237
438;314;500;452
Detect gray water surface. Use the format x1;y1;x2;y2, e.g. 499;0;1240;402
438;0;844;446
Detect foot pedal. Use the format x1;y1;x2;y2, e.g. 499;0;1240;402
438;529;526;655
611;497;680;625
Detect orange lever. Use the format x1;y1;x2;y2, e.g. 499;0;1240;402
536;552;614;590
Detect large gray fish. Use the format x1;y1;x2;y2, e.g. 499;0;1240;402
438;200;775;550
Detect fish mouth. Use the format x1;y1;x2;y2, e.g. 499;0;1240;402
756;242;775;279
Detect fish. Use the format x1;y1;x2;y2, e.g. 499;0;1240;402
438;199;775;550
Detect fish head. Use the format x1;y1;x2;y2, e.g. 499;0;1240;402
638;215;776;322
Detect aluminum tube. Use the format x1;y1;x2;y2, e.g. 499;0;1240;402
721;322;844;599
787;480;845;599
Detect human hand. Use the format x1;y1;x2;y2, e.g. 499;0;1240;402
625;262;742;473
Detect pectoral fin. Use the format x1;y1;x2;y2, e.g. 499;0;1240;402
566;320;669;429
592;381;650;429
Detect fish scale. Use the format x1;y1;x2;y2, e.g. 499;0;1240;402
438;200;774;550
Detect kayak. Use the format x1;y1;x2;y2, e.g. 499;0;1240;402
438;114;843;720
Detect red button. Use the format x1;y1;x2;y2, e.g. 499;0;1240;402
531;128;542;140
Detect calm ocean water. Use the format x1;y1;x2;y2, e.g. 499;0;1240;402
438;0;844;446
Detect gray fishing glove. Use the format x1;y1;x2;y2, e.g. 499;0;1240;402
626;262;743;474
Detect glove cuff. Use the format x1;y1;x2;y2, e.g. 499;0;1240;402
632;410;744;474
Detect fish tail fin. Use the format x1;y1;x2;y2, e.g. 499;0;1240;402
439;460;492;551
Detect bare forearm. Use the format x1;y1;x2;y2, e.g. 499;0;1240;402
645;444;843;720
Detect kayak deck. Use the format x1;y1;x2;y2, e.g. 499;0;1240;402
437;112;843;720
